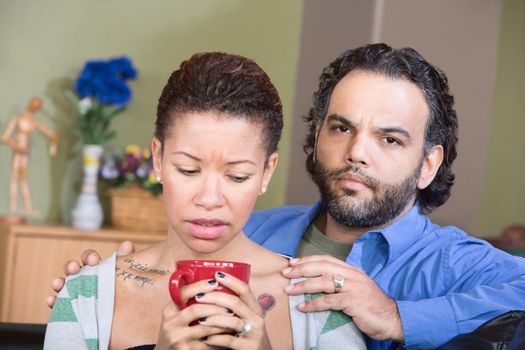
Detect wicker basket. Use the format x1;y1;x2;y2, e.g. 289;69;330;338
109;185;168;233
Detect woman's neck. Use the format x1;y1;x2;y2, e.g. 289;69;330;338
152;229;260;272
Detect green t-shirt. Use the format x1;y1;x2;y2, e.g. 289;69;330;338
295;223;353;261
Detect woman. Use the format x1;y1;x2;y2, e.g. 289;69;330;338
44;52;364;349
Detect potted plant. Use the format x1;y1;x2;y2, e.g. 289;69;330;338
65;56;137;230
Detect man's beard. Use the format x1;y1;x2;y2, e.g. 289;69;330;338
312;159;422;229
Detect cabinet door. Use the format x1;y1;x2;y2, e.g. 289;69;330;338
1;227;163;324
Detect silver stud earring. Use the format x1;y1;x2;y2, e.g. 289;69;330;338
259;187;267;195
157;176;162;184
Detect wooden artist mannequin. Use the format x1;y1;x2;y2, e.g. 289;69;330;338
1;96;58;223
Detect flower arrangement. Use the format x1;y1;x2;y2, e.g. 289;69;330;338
65;56;137;145
100;144;162;196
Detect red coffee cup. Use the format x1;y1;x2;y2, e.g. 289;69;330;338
169;260;251;309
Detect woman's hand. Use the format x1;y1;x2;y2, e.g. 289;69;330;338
196;271;273;350
155;278;230;350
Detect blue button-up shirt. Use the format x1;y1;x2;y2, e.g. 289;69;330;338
244;201;525;349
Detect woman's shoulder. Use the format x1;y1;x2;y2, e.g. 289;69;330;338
63;253;117;295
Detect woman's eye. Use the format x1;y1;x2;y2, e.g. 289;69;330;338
229;175;250;183
177;168;198;175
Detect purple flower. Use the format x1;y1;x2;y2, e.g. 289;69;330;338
100;155;120;180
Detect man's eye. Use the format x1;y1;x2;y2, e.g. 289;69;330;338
331;125;349;133
384;137;399;145
229;175;250;183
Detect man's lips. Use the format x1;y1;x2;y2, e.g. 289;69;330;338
337;173;370;191
187;219;227;240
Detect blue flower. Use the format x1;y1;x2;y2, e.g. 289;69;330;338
75;56;137;106
109;56;137;80
67;55;138;145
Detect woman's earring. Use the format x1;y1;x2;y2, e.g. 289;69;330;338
259;187;267;195
157;176;162;184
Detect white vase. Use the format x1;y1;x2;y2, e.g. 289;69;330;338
72;144;104;230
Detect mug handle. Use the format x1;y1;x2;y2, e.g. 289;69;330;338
169;270;194;309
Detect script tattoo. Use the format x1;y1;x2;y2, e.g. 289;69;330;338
116;256;171;287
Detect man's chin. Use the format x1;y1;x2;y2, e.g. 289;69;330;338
333;190;374;205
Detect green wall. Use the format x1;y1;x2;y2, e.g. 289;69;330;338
478;0;525;236
0;0;301;224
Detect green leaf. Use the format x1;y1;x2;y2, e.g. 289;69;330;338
64;90;80;109
106;106;126;120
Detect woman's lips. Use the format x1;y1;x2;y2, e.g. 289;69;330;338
188;219;226;240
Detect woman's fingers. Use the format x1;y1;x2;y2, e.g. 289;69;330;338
198;313;243;333
194;290;265;337
179;278;220;304
214;272;263;317
190;273;272;350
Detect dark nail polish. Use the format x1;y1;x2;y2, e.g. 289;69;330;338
226;308;233;314
196;293;205;299
198;317;207;322
217;271;225;278
202;336;208;341
208;279;217;285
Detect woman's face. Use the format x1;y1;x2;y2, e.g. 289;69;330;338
152;111;278;255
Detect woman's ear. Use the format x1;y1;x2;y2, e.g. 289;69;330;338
151;138;163;180
417;145;444;190
260;153;279;195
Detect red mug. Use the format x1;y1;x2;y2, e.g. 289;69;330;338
169;260;251;309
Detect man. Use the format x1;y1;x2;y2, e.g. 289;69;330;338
51;44;525;349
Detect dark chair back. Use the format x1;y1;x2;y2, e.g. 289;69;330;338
0;323;46;350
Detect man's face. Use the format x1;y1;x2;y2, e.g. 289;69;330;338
313;70;430;228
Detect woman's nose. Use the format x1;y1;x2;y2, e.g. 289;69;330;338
194;176;225;210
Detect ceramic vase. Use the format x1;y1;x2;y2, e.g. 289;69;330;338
72;144;104;230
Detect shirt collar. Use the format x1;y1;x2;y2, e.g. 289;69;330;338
364;203;429;264
266;201;324;258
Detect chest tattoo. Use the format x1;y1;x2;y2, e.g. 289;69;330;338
116;256;171;287
258;293;276;316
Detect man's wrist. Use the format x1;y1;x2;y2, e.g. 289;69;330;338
388;300;404;343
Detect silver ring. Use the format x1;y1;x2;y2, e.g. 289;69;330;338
333;274;344;293
236;320;252;337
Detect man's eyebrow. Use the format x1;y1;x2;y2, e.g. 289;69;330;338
326;114;412;141
378;127;412;141
326;114;354;127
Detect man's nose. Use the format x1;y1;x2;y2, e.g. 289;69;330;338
346;133;369;166
194;175;225;210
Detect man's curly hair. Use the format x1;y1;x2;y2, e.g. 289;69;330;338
304;43;458;213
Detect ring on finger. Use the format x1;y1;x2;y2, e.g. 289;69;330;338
333;274;344;293
236;320;252;337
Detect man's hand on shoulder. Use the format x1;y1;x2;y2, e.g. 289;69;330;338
282;255;404;342
46;240;135;308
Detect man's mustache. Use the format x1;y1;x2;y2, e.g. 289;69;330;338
328;165;379;191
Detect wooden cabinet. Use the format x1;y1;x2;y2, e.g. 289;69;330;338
0;224;165;324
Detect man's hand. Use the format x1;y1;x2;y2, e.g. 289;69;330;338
282;255;404;342
46;240;135;308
